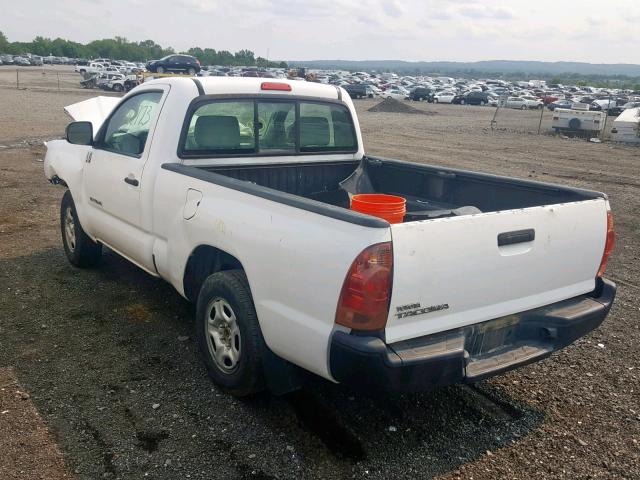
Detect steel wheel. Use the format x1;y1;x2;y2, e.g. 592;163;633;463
205;298;242;374
64;206;76;253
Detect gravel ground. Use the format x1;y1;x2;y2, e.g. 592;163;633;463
0;87;638;480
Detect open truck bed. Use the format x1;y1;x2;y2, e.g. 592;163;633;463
180;156;609;345
195;156;603;221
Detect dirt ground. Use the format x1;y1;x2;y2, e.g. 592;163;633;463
0;83;638;480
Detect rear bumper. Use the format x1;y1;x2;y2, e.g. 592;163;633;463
329;278;616;392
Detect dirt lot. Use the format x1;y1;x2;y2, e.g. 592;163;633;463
0;83;638;480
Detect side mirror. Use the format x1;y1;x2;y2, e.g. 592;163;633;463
66;121;93;145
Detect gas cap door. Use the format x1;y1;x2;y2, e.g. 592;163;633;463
183;188;203;220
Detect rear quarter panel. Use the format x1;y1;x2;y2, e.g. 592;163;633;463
152;168;390;379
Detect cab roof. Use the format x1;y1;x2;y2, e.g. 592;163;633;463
146;76;343;100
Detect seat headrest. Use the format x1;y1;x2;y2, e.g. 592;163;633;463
194;115;240;149
300;117;329;147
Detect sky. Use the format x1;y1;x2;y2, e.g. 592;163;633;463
3;0;640;64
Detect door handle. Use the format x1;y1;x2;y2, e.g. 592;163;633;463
498;229;535;246
124;176;139;187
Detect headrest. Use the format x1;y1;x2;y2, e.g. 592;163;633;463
300;117;329;147
194;115;240;149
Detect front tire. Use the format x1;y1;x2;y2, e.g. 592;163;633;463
521;105;527;110
156;66;164;74
60;190;102;268
195;270;266;396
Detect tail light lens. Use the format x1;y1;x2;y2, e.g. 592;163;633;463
261;82;292;91
597;210;615;277
335;242;393;331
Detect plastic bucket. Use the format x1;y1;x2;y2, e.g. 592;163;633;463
351;194;406;224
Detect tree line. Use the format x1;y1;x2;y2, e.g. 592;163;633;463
0;32;288;68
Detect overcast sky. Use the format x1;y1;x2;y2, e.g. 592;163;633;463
4;0;640;63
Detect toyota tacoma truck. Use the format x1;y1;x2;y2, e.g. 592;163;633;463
44;77;616;396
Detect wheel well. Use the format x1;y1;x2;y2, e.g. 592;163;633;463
183;245;244;302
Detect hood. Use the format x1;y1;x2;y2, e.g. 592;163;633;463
64;96;121;133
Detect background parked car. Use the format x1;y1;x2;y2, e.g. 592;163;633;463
383;88;409;100
456;91;494;106
409;86;432;101
548;99;574;111
146;54;201;75
521;95;544;109
505;97;529;110
344;84;371;99
13;56;31;66
433;91;456;103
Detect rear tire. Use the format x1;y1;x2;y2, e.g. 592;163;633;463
60;190;102;268
188;68;196;75
480;100;486;106
521;105;527;110
195;270;266;396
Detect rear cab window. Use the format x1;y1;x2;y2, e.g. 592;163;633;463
180;98;357;158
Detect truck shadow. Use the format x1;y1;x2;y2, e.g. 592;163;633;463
0;248;543;479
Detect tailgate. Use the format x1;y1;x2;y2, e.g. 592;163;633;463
385;199;608;343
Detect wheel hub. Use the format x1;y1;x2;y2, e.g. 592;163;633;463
205;298;241;373
64;207;76;252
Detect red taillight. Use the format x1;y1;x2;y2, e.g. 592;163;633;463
597;210;615;277
261;82;292;91
335;242;393;331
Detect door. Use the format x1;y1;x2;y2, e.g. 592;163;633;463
83;89;165;268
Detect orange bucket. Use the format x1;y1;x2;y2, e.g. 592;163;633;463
351;194;406;224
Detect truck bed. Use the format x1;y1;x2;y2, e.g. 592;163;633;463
198;156;602;220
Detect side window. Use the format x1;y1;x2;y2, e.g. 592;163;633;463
299;102;356;152
100;91;163;156
184;101;255;154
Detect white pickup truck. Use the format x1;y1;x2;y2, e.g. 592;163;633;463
44;77;616;396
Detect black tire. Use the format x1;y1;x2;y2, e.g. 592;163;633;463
195;270;266;396
480;100;486;106
460;99;465;105
568;118;582;129
60;190;102;267
188;68;196;75
156;66;164;74
112;83;123;92
521;105;527;110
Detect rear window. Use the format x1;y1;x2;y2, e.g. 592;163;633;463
181;99;357;157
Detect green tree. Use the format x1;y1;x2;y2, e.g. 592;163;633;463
0;31;9;52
